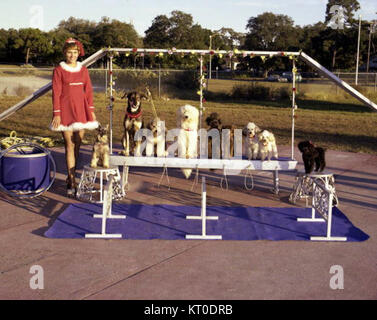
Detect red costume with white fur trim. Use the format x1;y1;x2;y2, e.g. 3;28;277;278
50;61;98;131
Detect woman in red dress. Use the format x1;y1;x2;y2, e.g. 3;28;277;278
50;38;98;196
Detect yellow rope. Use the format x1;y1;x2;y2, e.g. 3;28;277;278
145;86;158;119
0;131;56;150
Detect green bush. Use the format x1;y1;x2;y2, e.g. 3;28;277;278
230;83;292;101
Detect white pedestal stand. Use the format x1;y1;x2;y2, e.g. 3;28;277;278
186;177;222;240
85;175;126;239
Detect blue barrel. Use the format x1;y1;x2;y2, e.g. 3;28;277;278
0;146;50;193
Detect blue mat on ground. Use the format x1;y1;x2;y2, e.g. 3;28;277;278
44;204;369;241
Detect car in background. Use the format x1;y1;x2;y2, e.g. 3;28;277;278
281;71;302;82
266;74;288;82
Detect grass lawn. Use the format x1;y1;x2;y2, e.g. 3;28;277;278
1;85;376;154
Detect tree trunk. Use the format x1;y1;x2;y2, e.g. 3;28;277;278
26;47;30;65
332;48;337;70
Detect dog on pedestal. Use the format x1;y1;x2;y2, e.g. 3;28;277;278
242;122;261;160
91;124;110;168
257;130;278;161
121;91;147;156
177;104;199;179
298;140;326;173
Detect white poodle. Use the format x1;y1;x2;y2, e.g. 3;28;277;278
258;130;279;161
243;122;261;160
177;104;199;179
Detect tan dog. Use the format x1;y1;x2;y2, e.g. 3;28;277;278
91;124;110;168
258;130;278;161
145;117;168;157
242;122;261;160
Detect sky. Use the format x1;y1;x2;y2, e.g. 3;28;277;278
0;0;376;36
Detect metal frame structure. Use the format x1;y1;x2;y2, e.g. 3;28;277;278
1;47;375;240
1;47;376;145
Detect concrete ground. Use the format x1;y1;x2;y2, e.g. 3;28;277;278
0;144;376;300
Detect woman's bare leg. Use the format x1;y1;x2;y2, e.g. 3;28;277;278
62;131;76;190
73;129;85;170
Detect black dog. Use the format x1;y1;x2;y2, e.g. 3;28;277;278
298;140;326;174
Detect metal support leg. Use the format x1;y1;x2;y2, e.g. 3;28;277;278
186;177;222;240
272;170;279;194
122;165;129;192
85;176;124;239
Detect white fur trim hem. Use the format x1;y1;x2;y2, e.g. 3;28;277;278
59;61;82;72
49;120;99;132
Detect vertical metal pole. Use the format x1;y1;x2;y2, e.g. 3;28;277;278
356;15;362;85
201;176;206;236
158;64;161;98
367;28;372;73
327;192;334;239
105;58;108;97
209;35;212;80
291;58;296;160
109;55;114;154
199;55;203;131
311;183;316;219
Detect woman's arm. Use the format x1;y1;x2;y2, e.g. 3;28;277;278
51;67;62;129
84;67;95;118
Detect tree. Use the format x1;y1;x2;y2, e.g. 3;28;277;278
244;12;300;51
323;0;361;70
0;29;8;60
144;15;172;48
56;17;97;55
213;28;245;50
144;11;195;49
10;28;53;64
143;10;215;68
325;0;360;25
243;12;302;76
92;17;141;49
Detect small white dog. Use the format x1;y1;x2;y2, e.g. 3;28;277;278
243;122;261;160
145;117;168;157
177;104;199;179
258;130;278;161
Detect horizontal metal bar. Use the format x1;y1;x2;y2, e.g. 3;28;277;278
109;48;301;56
110;155;298;171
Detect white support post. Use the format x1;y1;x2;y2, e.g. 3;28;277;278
121;164;129;192
186;176;222;240
291;58;296;160
297;189;325;223
109;55;114;154
85;175;125;239
272;169;279;194
297;179;346;241
199;55;204;131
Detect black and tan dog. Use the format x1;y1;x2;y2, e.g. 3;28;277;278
298;140;326;174
121;91;147;156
